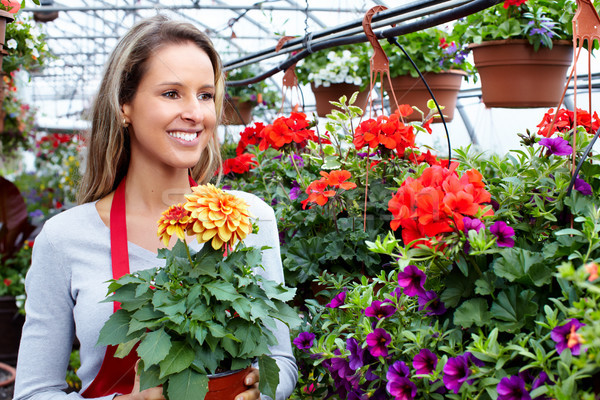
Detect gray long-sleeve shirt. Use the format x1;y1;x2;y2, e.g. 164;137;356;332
14;191;297;400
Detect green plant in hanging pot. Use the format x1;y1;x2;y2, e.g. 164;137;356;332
97;184;300;400
452;0;598;107
381;27;473;122
295;43;371;117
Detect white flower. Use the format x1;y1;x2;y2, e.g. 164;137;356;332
25;39;34;49
6;39;17;49
32;48;39;58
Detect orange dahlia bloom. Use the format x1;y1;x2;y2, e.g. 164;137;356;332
184;184;254;252
157;203;192;247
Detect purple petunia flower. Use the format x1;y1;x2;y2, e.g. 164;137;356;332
289;154;305;168
397;265;426;297
366;328;391;357
463;216;485;234
386;360;410;382
490;221;516;248
364;300;396;319
293;332;315;351
551;318;585;355
28;209;44;219
574;177;592;196
413;349;438;376
329;353;354;381
289;180;302;200
418;290;447;316
346;338;366;370
386;377;417;400
327;290;347;308
443;354;471;394
531;371;549;390
497;375;531;400
538;137;572;156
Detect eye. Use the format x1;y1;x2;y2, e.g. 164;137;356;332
198;92;214;101
162;90;179;99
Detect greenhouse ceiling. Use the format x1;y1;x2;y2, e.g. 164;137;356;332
17;0;494;129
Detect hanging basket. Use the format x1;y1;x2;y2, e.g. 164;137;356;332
206;366;252;400
470;39;573;108
222;97;254;125
382;70;465;122
311;82;369;117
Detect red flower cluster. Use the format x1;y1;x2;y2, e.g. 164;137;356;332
221;153;258;175
37;133;74;149
537;108;600;137
503;0;527;8
388;165;493;247
236;113;321;153
301;170;357;209
412;150;441;166
353;109;416;156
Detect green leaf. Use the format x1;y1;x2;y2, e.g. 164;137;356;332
258;354;280;400
167;368;209;400
139;364;166;391
260;279;296;303
493;247;551;287
97;309;142;346
138;328;172;367
321;156;342;170
159;341;195;379
235;324;261;357
132;304;164;321
204;281;241;302
272;302;302;328
115;338;139;359
453;298;491;328
490;287;537;331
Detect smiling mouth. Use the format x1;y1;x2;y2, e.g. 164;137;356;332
168;131;198;142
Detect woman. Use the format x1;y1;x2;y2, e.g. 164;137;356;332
14;15;297;400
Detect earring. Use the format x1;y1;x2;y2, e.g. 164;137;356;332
122;118;129;128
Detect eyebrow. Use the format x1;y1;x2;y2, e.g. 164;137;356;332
157;82;215;89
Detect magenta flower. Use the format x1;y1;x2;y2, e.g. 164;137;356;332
574;177;592;196
413;349;438;376
551;318;585;355
364;300;396;319
386;377;417;400
443;354;471;394
386;360;410;382
418;290;447;316
366;328;391;357
347;338;368;370
538;137;572;156
289;180;301;200
497;375;531;400
327;290;347;308
463;216;485;233
490;221;515;248
293;332;315;351
397;264;426;297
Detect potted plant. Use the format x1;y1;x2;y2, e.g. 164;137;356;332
97;184;300;400
452;0;595;107
381;26;474;122
295;44;371;117
224;63;281;125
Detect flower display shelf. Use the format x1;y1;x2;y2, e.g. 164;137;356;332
311;82;369;117
382;70;465;122
470;39;573;108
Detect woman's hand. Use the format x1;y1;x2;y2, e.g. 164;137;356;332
114;361;165;400
235;367;260;400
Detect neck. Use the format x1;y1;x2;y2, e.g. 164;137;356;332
124;169;191;214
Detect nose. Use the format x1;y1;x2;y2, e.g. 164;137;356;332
180;96;204;123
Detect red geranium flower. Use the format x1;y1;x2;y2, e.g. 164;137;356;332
301;170;357;209
537;108;600;137
353;111;416;156
236;122;266;154
221;153;258;175
503;0;527;8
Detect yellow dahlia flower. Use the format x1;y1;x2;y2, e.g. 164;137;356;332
157;203;192;247
184;184;254;252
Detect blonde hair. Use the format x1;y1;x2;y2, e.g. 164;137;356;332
77;14;224;204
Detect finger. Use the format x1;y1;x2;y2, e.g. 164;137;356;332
244;368;260;386
235;386;260;400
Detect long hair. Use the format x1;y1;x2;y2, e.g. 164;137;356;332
77;14;224;204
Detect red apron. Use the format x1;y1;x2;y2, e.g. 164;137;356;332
82;176;197;397
82;178;138;397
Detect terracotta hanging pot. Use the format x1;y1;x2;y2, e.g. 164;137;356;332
0;296;24;366
222;97;254;125
311;82;369;117
382;70;466;122
206;366;252;400
470;39;573;108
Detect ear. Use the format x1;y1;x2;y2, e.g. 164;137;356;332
121;103;132;124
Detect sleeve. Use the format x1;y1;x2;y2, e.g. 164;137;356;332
243;193;298;400
12;226;113;400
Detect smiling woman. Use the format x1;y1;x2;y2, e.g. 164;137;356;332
13;14;298;400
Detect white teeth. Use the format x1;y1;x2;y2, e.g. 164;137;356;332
168;131;197;142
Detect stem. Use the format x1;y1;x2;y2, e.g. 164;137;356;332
183;238;193;266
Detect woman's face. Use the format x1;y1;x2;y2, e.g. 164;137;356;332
122;41;217;174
